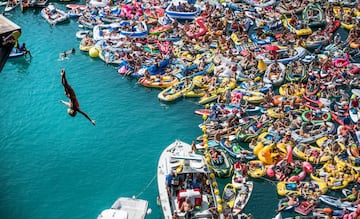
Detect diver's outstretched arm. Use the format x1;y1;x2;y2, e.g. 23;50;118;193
77;108;96;126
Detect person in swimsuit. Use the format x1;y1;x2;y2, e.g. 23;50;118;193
277;195;298;212
60;69;96;125
19;42;32;57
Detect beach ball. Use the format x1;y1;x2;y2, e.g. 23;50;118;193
89;47;99;58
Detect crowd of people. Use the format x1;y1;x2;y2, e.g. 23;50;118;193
41;0;360;217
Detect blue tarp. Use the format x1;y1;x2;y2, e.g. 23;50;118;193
148;58;170;75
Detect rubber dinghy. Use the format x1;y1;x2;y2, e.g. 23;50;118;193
319;195;357;212
302;3;325;27
232;180;253;215
165;0;200;20
263;62;286;86
256;47;307;64
291;122;335;144
205;148;233;178
41;4;69;25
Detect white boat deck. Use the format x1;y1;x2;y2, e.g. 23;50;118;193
113;197;149;219
98;197;149;219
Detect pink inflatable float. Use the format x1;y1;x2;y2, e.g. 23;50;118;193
186;17;207;39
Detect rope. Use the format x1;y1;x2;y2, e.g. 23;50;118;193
135;174;157;198
259;176;277;186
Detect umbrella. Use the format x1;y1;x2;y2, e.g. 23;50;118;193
265;45;280;59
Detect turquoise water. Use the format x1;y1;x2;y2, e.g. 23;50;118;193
2;4;352;219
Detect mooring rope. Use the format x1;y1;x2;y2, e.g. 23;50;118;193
260;176;277;186
135;174;157;198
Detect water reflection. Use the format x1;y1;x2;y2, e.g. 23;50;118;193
4;56;31;76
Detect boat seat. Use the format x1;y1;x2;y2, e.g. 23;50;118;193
177;189;202;208
177;190;186;209
193;188;202;207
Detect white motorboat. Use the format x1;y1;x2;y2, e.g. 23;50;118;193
157;140;221;219
97;197;151;219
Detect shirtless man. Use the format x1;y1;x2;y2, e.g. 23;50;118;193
180;197;194;219
277;195;298;212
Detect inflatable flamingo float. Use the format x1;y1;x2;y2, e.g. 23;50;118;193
266;145;313;182
186;17;207;39
333;53;349;67
343;205;360;219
